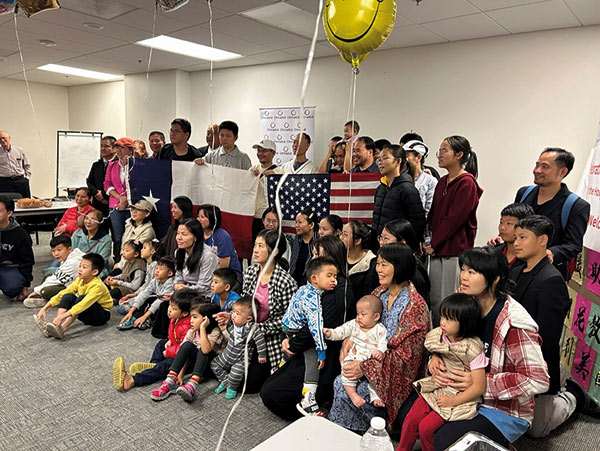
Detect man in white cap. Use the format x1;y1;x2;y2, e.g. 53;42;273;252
250;139;278;242
403;139;438;215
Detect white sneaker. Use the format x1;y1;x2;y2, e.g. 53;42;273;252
24;297;47;309
296;391;320;416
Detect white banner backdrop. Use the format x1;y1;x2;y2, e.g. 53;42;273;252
576;117;600;251
259;106;316;166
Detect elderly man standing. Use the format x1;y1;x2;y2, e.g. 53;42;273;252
197;123;220;158
0;131;32;198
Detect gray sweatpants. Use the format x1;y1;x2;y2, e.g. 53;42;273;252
428;256;459;327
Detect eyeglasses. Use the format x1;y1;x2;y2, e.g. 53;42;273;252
378;235;393;245
436;149;451;157
264;219;278;225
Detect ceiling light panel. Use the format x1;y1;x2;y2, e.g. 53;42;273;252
240;2;319;39
136;35;241;61
38;63;123;80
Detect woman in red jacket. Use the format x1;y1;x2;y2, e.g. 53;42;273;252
424;136;482;327
54;187;93;237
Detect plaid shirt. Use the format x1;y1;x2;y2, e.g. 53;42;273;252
484;297;550;424
242;263;298;372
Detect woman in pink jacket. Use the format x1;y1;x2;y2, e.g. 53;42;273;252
103;137;135;261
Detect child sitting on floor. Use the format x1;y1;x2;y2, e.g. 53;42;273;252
122;200;156;243
151;301;224;402
117;238;159;314
210;296;267;400
117;257;175;331
112;288;193;392
24;235;84;309
105;240;146;301
281;257;338;416
34;253;112;339
398;293;487;451
210;267;240;312
323;295;387;409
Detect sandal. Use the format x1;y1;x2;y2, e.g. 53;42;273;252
116;319;135;331
137;318;153;331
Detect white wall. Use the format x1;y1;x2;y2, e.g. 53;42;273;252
68;81;126;138
190;25;600;244
0;78;68;198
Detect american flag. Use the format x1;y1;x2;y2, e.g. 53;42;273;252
266;173;381;233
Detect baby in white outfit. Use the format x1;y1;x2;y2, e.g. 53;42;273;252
324;295;387;408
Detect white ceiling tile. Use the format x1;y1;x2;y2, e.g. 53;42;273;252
171;25;273;55
59;0;136;19
283;42;341;58
423;13;509;40
211;55;265;69
111;8;190;33
285;0;321;15
215;0;280;14
487;0;581;33
394;14;417;28
397;0;479;23
467;0;552;11
251;50;302;63
8;15;129;49
0;27;112;55
29;8;152;42
563;0;600;26
382;24;446;48
210;15;311;48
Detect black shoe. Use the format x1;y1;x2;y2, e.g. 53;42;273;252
565;378;600;418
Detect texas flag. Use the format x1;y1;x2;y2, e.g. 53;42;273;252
128;159;258;259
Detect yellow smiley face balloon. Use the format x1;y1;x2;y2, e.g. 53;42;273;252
323;0;396;69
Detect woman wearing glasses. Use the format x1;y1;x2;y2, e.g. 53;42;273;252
424;136;482;327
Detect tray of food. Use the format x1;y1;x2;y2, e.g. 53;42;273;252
16;198;53;208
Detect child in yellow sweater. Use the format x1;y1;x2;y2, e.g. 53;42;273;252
34;253;112;339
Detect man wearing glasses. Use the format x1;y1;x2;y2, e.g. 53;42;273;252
156;118;201;161
250;139;278;242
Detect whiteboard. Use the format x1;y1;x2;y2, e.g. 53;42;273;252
57;131;103;192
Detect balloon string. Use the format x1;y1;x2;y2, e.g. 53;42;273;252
343;69;358;322
13;11;55;181
214;2;323;450
137;3;157;142
208;0;214;131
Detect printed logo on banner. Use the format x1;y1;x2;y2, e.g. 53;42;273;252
259;106;316;166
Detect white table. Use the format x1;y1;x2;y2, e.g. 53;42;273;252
251;416;361;451
14;200;76;217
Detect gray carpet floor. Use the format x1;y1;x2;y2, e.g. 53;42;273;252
0;232;598;451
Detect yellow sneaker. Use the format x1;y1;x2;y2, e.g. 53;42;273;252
113;357;125;391
128;362;156;375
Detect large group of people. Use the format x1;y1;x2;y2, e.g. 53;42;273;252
1;116;600;451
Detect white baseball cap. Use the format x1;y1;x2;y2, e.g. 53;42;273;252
252;139;277;152
403;140;429;158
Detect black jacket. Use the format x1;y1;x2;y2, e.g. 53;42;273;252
510;257;570;394
157;143;201;161
0;217;34;285
515;184;590;279
372;172;426;239
86;157;116;215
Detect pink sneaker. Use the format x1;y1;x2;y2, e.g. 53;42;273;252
176;382;197;402
151;380;177;401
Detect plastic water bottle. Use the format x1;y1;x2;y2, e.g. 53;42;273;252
359;417;394;451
